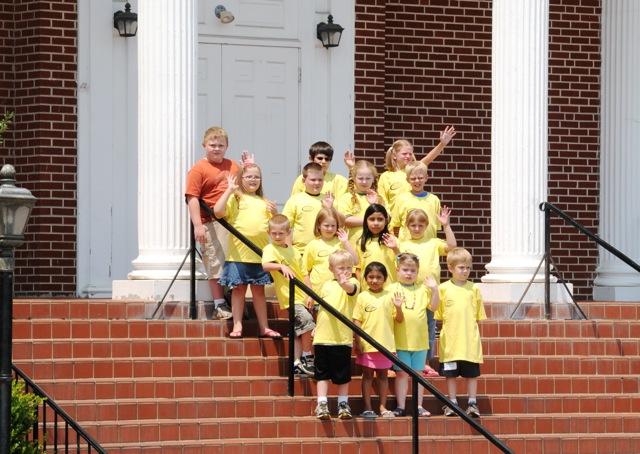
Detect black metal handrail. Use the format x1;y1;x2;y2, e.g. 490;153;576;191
198;200;513;454
540;202;640;316
12;365;107;454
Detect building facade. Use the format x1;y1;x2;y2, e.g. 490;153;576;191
1;0;639;301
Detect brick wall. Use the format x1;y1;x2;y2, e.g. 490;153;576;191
547;0;601;300
354;0;493;283
4;1;77;295
354;0;601;299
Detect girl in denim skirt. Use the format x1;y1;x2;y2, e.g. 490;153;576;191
214;163;281;339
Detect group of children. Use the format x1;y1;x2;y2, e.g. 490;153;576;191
185;125;486;421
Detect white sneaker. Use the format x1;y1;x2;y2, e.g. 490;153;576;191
214;302;233;320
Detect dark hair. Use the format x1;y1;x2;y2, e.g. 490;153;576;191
309;141;334;160
360;203;389;252
363;261;388;281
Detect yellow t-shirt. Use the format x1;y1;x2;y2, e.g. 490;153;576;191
261;243;307;309
302;237;344;292
389;282;434;351
290;172;348;198
378;170;410;213
435;280;487;364
357;237;397;288
335;191;384;245
390;192;442;241
314;278;360;346
223;194;271;263
398;237;448;284
282;192;324;255
353;289;396;353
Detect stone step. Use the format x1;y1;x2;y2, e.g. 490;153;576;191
40;412;640;444
35;375;640;401
13;336;640;360
13;354;640;380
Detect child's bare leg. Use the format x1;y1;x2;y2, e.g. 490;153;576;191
249;284;270;334
294;337;301;360
300;330;313;353
208;279;225;300
446;377;458;402
337;382;349;397
376;370;389;413
316;379;329;399
230;285;247;333
394;370;408;410
361;367;374;411
467;377;478;402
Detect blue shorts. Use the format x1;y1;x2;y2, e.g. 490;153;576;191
219;262;272;288
393;349;428;372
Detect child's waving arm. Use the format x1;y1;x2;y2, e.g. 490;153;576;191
337;228;359;264
438;206;457;250
213;174;239;218
392;291;405;322
424;275;440;312
419;125;456;166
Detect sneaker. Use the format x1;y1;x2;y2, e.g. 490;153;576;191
315;401;330;420
466;403;480;418
337;401;353;420
214;302;233;320
299;355;315;375
293;360;313;377
443;405;456;417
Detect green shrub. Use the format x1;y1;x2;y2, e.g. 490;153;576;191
11;380;45;454
0;111;14;145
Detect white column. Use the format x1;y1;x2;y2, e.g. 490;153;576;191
482;0;548;283
479;0;568;304
127;0;197;280
593;0;640;301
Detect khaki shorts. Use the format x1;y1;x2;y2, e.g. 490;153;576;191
201;220;229;279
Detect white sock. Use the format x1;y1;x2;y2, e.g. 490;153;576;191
318;397;328;404
214;298;226;307
468;398;477;405
302;351;312;357
450;398;458;405
338;396;348;404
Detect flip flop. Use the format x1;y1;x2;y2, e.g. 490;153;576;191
259;328;282;338
229;330;243;338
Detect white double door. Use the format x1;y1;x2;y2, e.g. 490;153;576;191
198;43;301;207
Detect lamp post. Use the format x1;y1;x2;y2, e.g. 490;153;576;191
0;164;36;454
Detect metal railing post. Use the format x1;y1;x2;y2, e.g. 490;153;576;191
189;223;197;320
544;204;551;319
412;377;419;454
287;279;295;397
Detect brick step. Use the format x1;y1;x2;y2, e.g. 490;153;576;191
12;318;291;340
36;375;640;401
42;412;640;444
14;318;640;341
14;336;640;361
57;389;640;421
482;300;640;320
84;432;640;454
14;354;640;380
578;301;640;320
12;337;289;360
480;319;640;338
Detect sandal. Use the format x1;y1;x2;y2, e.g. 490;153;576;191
417;406;431;417
380;410;395;418
360;410;377;419
259;328;282;338
392;408;405;417
229;330;243;338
